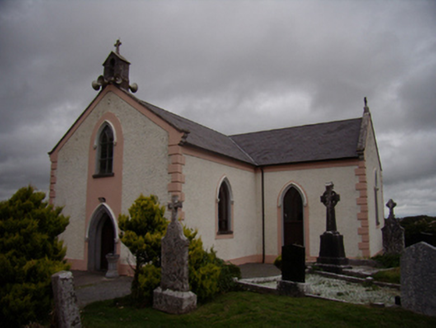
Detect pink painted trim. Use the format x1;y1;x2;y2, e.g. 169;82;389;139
215;175;234;240
227;254;263;265
182;145;256;173
49;159;58;204
263;159;360;172
227;254;277;265
65;258;87;271
355;160;370;257
85;112;124;265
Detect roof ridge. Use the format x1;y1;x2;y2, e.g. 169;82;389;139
230;117;362;138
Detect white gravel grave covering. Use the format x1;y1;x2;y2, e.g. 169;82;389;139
243;274;400;306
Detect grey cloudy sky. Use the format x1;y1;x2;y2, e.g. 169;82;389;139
1;0;435;217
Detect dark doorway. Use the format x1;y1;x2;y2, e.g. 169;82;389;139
283;187;304;246
99;214;115;271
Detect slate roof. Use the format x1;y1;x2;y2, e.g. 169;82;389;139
230;118;363;166
138;99;255;164
126;90;364;167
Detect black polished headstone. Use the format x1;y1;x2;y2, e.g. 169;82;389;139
316;183;350;273
282;244;305;283
317;231;349;266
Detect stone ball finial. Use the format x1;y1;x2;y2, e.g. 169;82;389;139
129;83;138;93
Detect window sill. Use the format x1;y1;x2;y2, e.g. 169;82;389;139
217;230;233;235
92;173;114;179
216;231;234;240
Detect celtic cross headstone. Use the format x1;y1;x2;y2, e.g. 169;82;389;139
153;195;197;314
316;182;350;273
382;199;405;255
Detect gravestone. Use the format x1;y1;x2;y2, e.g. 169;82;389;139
153;196;197;314
51;271;81;328
281;244;305;283
316;182;349;273
382;199;405;255
401;242;436;316
278;244;312;297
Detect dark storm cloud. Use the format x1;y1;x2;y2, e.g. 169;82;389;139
1;1;435;216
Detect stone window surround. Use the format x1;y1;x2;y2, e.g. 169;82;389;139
93;120;117;178
216;176;234;239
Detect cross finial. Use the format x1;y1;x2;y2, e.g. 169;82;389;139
386;199;397;219
168;195;183;222
114;39;122;55
364;97;369;113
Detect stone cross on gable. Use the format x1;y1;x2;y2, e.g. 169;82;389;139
168;195;182;222
386;199;397;219
114;39;122;54
320;182;340;232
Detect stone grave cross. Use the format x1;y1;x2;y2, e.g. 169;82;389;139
153;195;197;314
386;199;396;219
320;182;340;232
168;195;182;222
382;199;404;255
316;182;349;273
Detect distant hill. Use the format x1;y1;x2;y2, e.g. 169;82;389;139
399;215;436;247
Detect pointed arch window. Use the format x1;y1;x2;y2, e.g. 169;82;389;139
95;124;114;177
218;179;233;235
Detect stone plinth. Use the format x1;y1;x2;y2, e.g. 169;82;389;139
105;253;120;278
153;287;197;314
317;232;350;274
51;271;81;328
277;280;313;297
401;242;436;316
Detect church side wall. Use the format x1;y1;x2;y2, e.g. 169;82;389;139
182;153;261;263
364;121;383;256
263;161;361;261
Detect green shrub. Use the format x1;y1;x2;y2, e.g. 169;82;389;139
217;258;242;293
183;226;221;302
120;195;241;305
274;255;282;270
136;264;161;306
372;267;401;284
0;186;70;327
118;194;168;301
371;254;400;268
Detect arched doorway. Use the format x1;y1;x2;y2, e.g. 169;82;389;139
88;206;116;272
283;187;304;246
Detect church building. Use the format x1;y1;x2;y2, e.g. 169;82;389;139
49;44;384;275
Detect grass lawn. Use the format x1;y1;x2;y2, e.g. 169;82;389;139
81;291;436;328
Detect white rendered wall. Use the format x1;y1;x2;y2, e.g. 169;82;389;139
263;164;360;259
55;126;89;261
55;91;171;265
364;122;384;256
182;154;261;262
